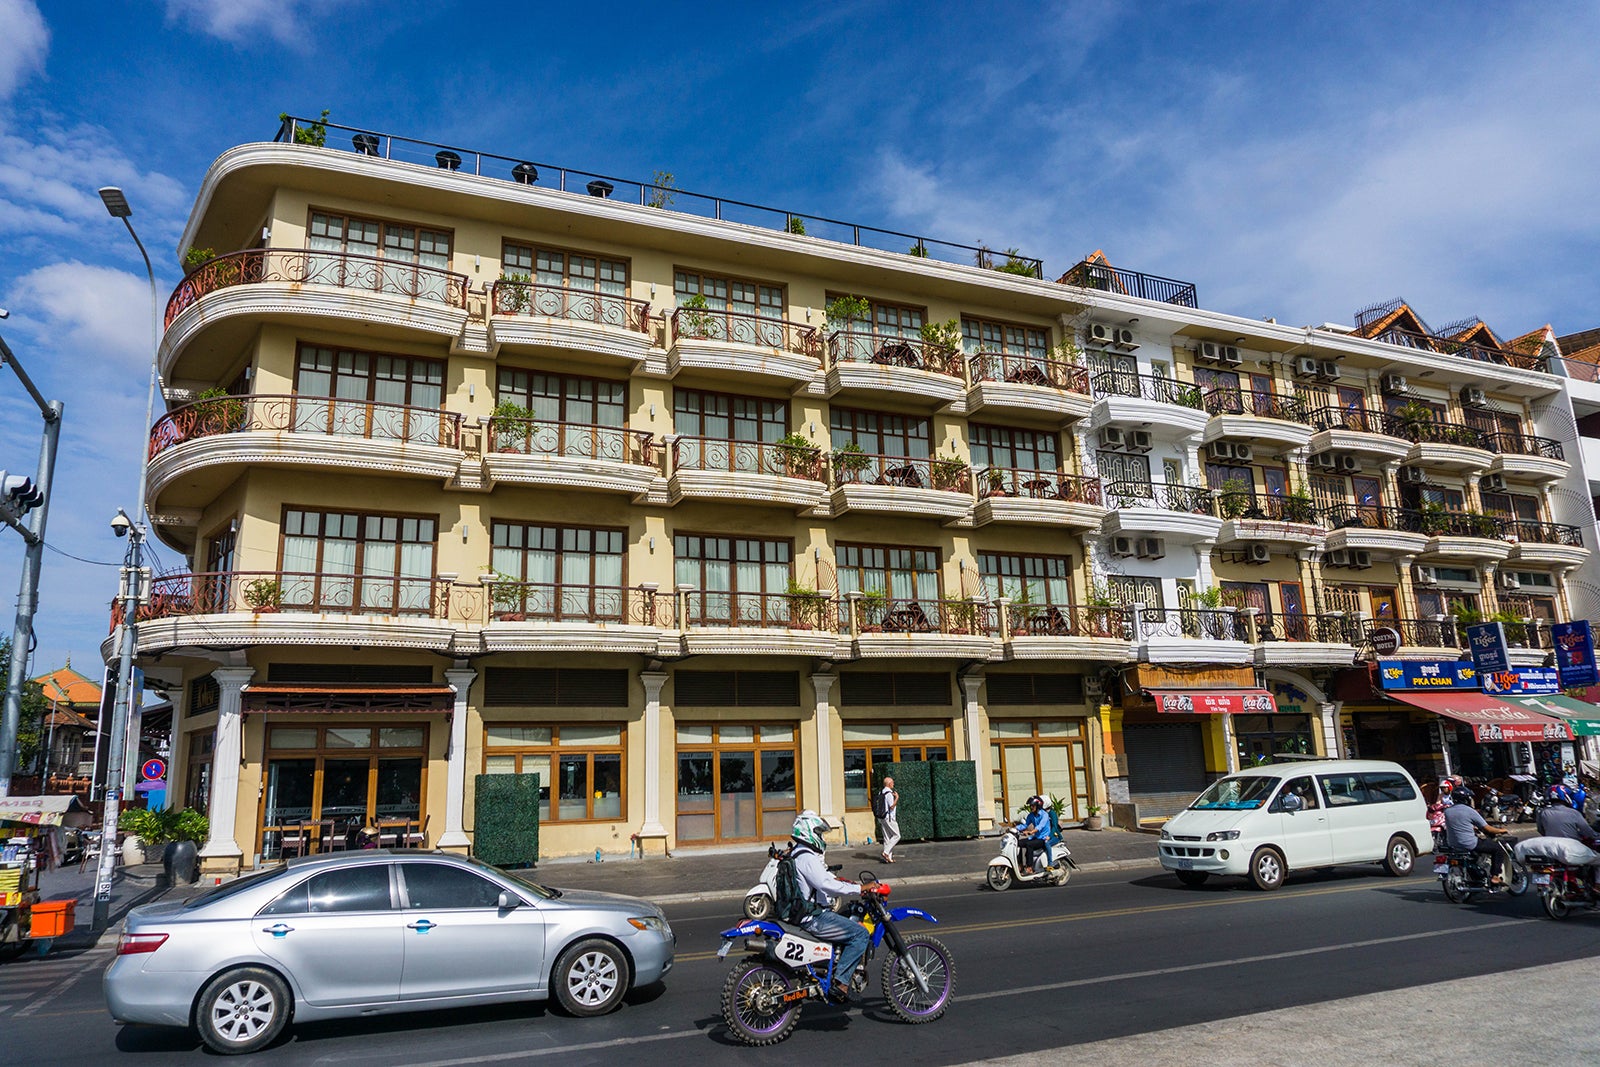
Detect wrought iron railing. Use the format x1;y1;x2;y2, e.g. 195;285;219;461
1390;418;1490;449
149;394;462;458
850;597;995;636
487;418;655;465
671;436;825;482
1203;387;1308;422
165;249;469;328
978;467;1102;505
827;332;964;378
1059;260;1199;307
490;279;652;333
1307;404;1405;437
1372;326;1547;373
122;571;452;624
681;591;837;631
1483;432;1565;460
1006;604;1131;640
669;306;820;358
1323;503;1426;533
967;351;1090;394
1139;608;1241;640
1214;492;1322;525
1363;617;1461;648
1255;613;1361;643
1416;510;1506;539
1501;619;1555;650
1103;480;1214;514
486;581;673;626
1089;370;1205;408
831;450;971;494
1501;519;1584;546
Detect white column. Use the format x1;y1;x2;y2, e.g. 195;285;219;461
1317;701;1343;758
1221;711;1240;774
810;672;839;822
637;671;670;838
960;672;990;822
437;667;477;849
199;667;255;864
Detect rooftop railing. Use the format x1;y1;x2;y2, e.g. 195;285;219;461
1372;326;1547;373
1058;259;1199;307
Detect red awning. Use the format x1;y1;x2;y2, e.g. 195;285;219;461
1388;691;1574;742
1150;688;1278;715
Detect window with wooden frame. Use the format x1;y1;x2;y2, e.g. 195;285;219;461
835;543;941;603
673;388;788;473
675;269;784;319
959;317;1049;357
990;719;1090;821
308;211;452;301
977;551;1073;608
496;369;625;427
841;722;952;810
482;723;625;822
1480;490;1542;522
294;344;445;440
825;294;925;340
504;242;628;295
674;535;792;625
490;523;626;619
970;424;1060;473
185;732;214;812
1309;473;1347;509
829;407;931;458
675;723;798;842
279;508;437;615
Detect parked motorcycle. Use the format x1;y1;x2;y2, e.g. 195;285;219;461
1484;789;1526;826
718;873;954;1045
986;825;1076;891
1434;837;1530;902
744;842;843;920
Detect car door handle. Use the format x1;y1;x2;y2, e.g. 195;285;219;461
262;923;294;937
407;920;436;932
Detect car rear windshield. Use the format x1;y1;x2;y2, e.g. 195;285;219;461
1190;776;1280;810
182;866;287;909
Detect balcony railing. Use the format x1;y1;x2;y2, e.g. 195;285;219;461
1089;370;1205;409
488;581;673;626
831;451;971;494
967;351;1090;394
1308;404;1406;438
1104;480;1214;514
828;332;964;378
1059;260;1199;308
1256;613;1361;644
682;591;837;631
165;249;469;328
670;306;819;358
122;571;452;624
1373;326;1547;373
149;394;463;458
1416;510;1506;539
1203;387;1308;422
1501;519;1584;547
491;279;651;333
487;418;655;465
1214;492;1322;525
1324;503;1426;533
1363;617;1461;648
1139;608;1241;641
1007;603;1131;640
978;467;1102;505
850;597;995;636
1501;618;1556;650
1391;419;1490;449
1483;431;1565;460
671;436;825;482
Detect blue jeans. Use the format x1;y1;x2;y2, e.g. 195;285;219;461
802;909;870;989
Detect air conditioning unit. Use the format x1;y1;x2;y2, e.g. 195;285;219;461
1310;452;1336;470
1085;323;1112;346
1499;572;1522;591
1233;443;1254;463
1127;430;1153;453
1482;472;1507;491
1137;537;1165;560
1414;564;1439;587
1325;548;1351;567
1317;360;1341;381
1335;453;1360;472
1207;441;1236;461
1113;327;1138;349
1399;466;1426;485
1245;543;1271;564
1351;549;1372;569
1197;341;1221;363
1218;345;1243;367
1381;374;1409;395
1461;386;1487;408
1295;356;1321;378
1098;426;1127;450
1111;536;1136;558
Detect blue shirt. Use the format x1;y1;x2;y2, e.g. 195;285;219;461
1016;810;1049;838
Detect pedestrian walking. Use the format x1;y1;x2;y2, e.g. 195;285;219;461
876;776;900;863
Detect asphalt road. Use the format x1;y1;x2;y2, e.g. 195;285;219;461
4;861;1597;1065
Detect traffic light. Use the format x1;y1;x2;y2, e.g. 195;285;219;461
0;470;44;518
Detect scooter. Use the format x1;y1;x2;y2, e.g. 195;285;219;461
1434;836;1530;902
744;842;843;920
986;825;1076;891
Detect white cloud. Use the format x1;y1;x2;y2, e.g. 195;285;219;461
0;0;48;101
165;0;362;46
7;261;159;375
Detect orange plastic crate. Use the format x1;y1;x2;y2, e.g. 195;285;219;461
29;899;75;938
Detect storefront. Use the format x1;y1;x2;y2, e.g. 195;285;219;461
989;719;1091;821
674;723;798;844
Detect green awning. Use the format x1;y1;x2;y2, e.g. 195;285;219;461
1506;694;1600;737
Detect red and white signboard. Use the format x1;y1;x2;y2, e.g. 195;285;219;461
1389;691;1574;742
1153;689;1278;715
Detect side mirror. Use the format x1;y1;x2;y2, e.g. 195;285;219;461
1281;793;1304;814
498;890;521;910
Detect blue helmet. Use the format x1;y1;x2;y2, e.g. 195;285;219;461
1547;784;1577;808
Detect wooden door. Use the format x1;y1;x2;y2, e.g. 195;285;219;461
1368;586;1398;621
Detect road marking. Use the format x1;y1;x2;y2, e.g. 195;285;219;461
397;1027;703;1066
13;970;90;1018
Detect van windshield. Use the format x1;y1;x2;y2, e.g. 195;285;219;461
1190;776;1280;811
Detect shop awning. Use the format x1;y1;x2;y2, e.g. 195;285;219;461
243;684;455;714
1504;694;1600;737
1388;691;1574;742
0;794;92;827
1150;688;1278;715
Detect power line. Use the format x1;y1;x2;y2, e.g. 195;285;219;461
42;541;119;567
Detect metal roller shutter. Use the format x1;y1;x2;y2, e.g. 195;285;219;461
1124;722;1207;795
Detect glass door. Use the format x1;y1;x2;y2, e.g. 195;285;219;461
262;758;315;861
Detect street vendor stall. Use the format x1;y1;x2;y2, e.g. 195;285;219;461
0;795;92;960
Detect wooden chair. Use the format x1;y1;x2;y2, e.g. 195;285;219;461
404;815;429;849
278;822;309;861
319;818;348;853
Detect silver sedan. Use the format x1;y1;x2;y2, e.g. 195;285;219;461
104;850;674;1054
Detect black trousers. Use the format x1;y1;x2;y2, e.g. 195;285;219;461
1019;838;1047;872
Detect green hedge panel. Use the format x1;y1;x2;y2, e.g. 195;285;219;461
473;773;540;868
877;762;933;843
930;760;980;839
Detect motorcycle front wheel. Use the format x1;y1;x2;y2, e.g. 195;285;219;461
881;933;955;1024
720;960;801;1046
1050;860;1072;886
986;865;1013;892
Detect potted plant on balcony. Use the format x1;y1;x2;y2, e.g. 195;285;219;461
1285;487;1318;524
1083;585;1122;638
491;400;533;452
487;571;526;621
496;271;531;314
775;432;817;479
1418;500;1449;534
677;292;717;340
824;295;870;333
243;578;282;614
832;441;871;481
858;587;887;633
1218;476;1251;519
1008;583;1041;635
194;387;247;434
1393;400;1435;436
280;109;330;147
943;598;980;635
931;453;968;491
785;580;828;631
983;467;1010;497
920;318;961;356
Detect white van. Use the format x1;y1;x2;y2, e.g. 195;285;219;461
1157;759;1431;890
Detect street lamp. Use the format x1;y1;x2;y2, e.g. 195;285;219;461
93;188;161;931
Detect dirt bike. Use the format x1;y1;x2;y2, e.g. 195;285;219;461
717;872;954;1046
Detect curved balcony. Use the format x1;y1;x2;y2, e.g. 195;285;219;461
965;352;1092;423
1252;612;1360;667
1102;480;1222;541
482;581;674;655
1322;503;1429;557
1002;603;1135;662
1417;510;1513;562
845;596;996;659
679;591;840;657
973;467;1105;529
162;250;469;380
1307;405;1413;461
1393;419;1493;471
667;436;827;511
1089;371;1209;439
667;307;820;384
828;451;973;520
1361;617;1463;655
121;570;459;655
825;332;967;407
1503;520;1588;567
1214;492;1325;548
1202;388;1314;450
1136;607;1251;665
489;280;654;368
1485;432;1570;482
484;418;657;496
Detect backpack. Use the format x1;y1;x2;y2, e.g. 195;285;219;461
773;849;819;925
871;788;889;820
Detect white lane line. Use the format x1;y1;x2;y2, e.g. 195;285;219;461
13;970;91;1018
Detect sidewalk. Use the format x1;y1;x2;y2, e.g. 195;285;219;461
29;859;183;951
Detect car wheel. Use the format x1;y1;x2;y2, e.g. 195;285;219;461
1175;870;1210;888
744;893;773;921
1383;836;1415;877
552;938;629;1017
1249;847;1285;891
194;966;290;1055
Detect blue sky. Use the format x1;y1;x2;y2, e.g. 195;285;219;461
0;0;1597;673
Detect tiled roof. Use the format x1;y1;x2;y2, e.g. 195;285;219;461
33;664;102;707
1557;327;1600;355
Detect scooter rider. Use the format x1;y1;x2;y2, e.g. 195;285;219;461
1442;788;1511;885
788;810;870;1002
1013;796;1051;875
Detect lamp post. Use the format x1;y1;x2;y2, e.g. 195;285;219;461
92;187;161;931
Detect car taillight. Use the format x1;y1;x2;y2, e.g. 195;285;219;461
116;932;169;956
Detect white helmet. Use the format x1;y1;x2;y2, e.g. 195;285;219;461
791;809;832;851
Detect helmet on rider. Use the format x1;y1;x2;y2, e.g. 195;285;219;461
1453;787;1475;804
790;809;832;852
1027;795;1045;810
1547;783;1576;808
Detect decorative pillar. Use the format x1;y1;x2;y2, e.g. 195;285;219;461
959;671;990;822
437;666;477;850
1221;712;1240;774
637;671;670;839
200;667;255;870
810;672;839;822
1316;701;1342;758
1195;539;1217;591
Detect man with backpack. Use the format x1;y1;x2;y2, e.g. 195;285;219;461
778;810;870;1003
875;775;900;863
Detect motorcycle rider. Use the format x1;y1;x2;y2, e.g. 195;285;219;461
787;810;870;1003
1013;795;1051;876
1442;788;1511;885
1535;784;1598;847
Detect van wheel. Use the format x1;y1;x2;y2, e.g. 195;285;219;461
1175;870;1210;888
1383;836;1415;877
1249;847;1285;891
